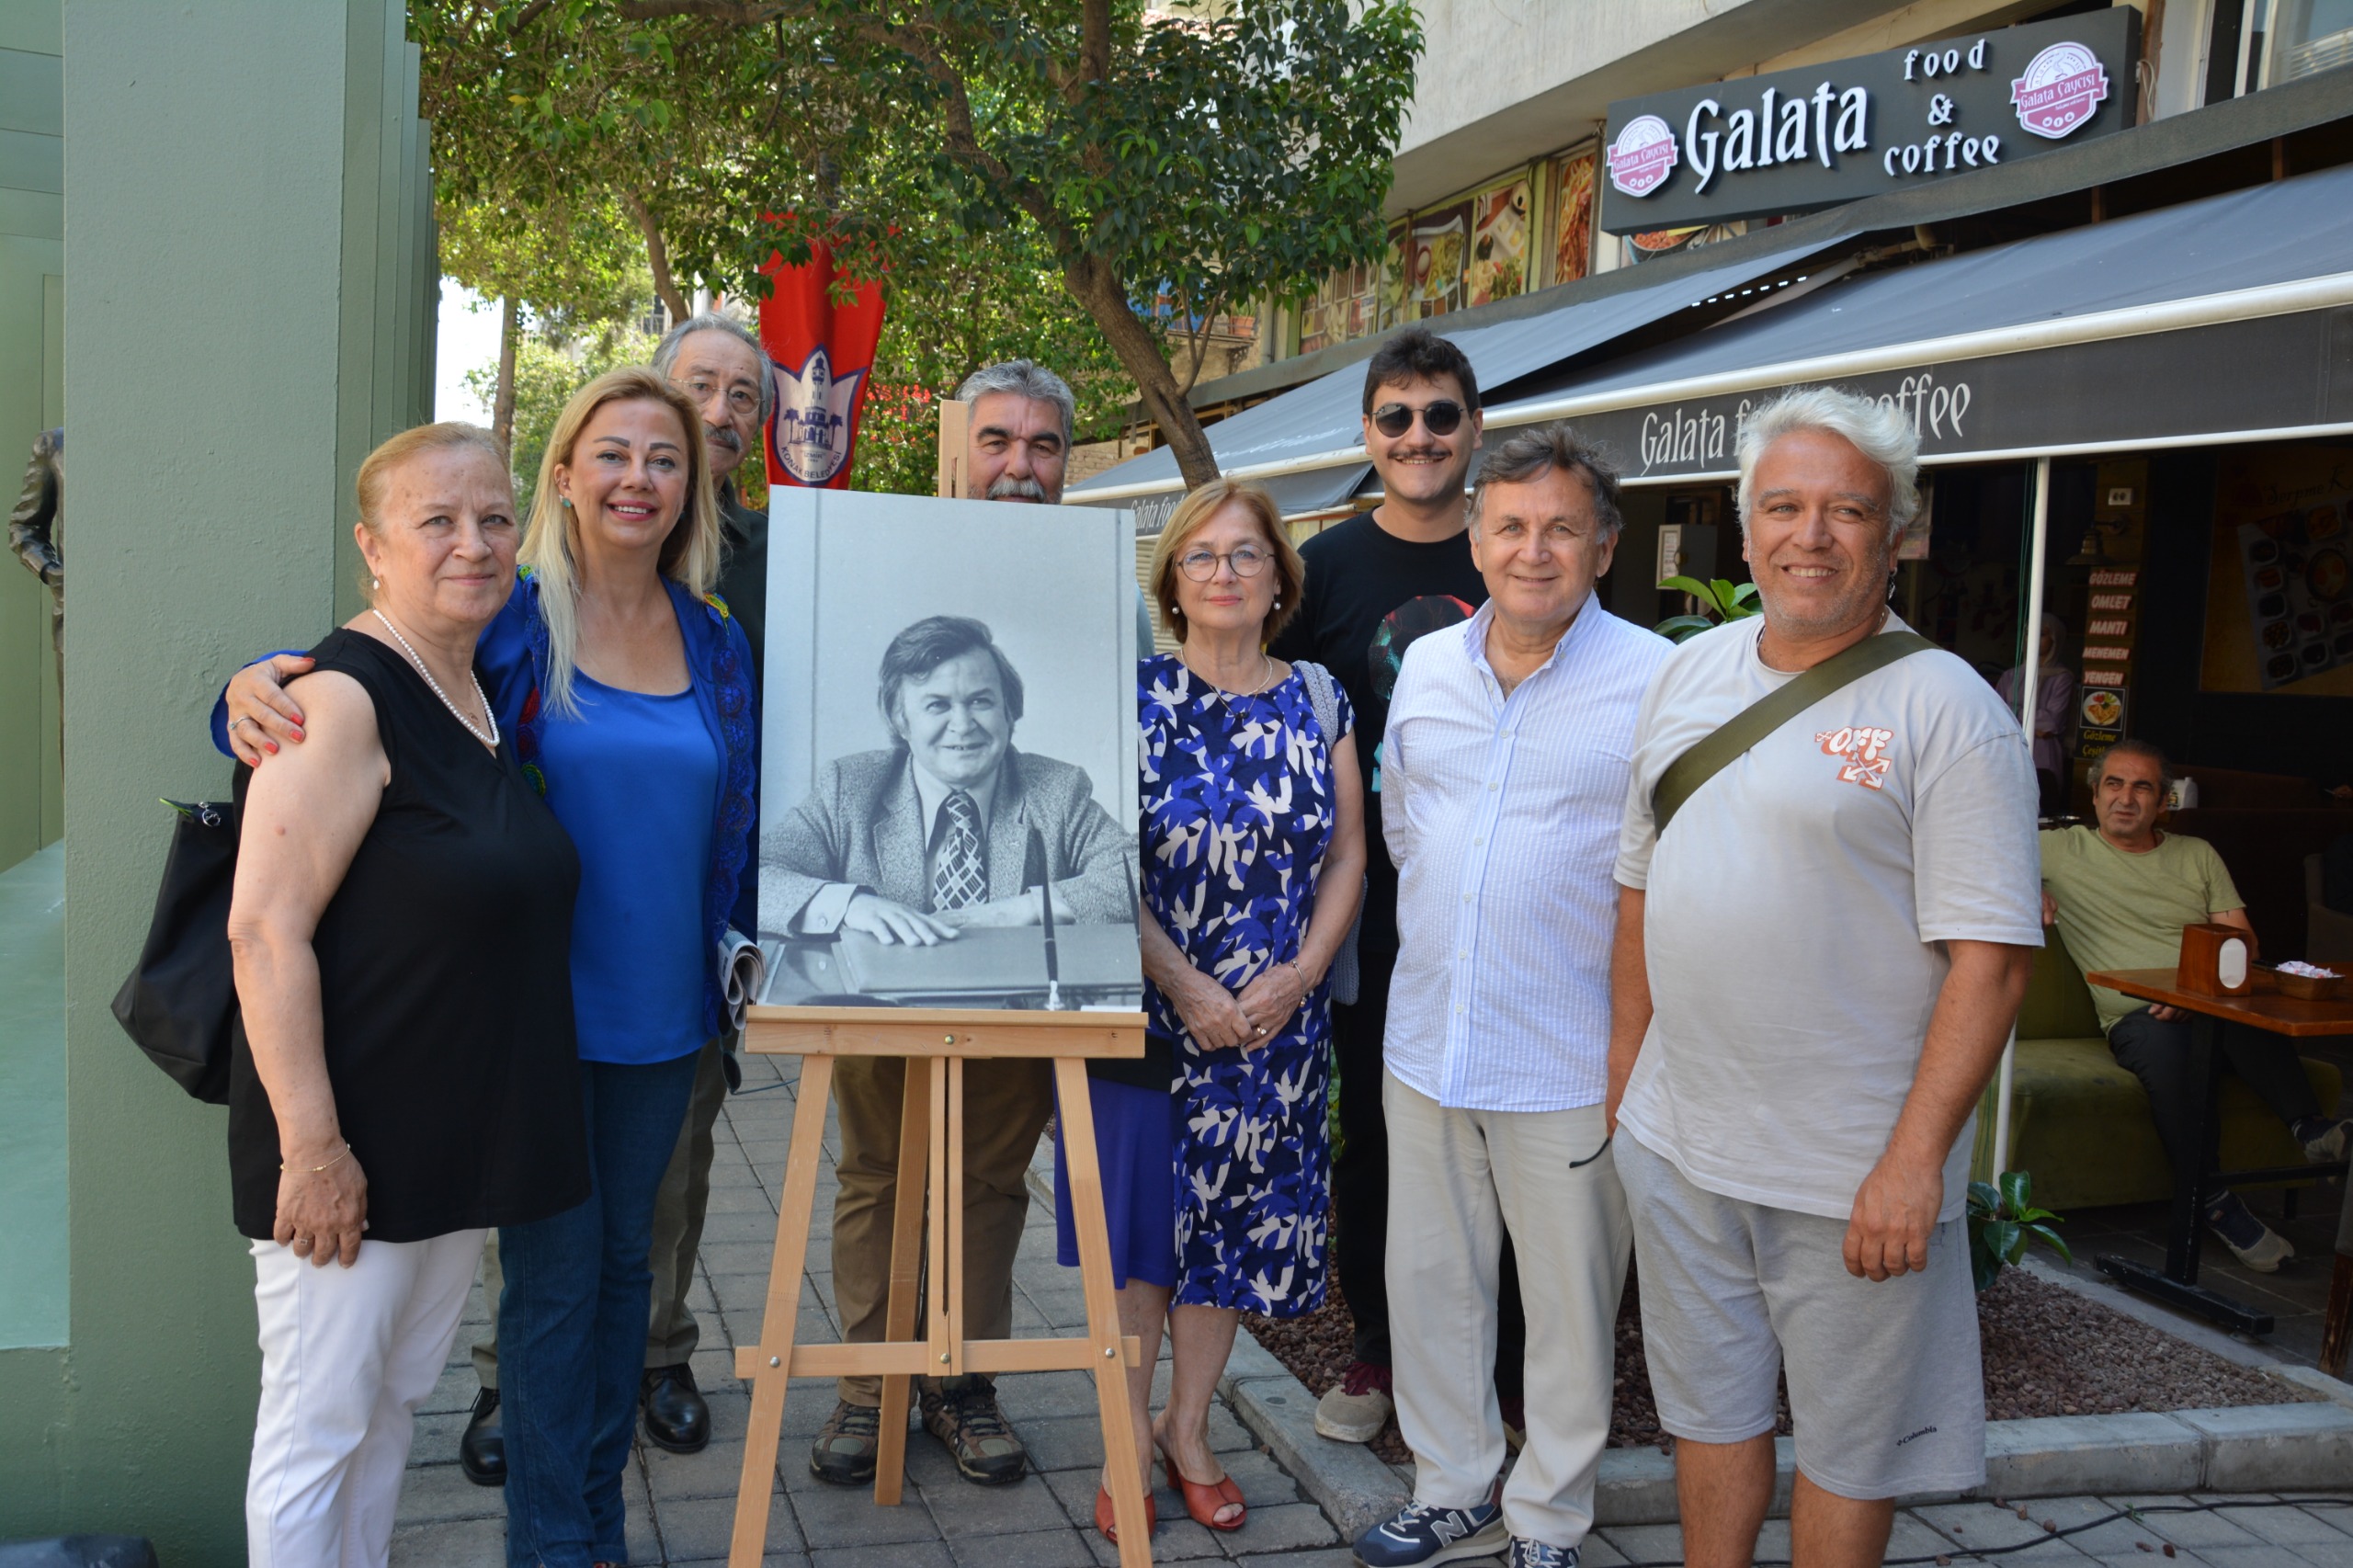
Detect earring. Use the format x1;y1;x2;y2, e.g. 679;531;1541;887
561;496;573;508
369;576;380;590
1274;598;1281;609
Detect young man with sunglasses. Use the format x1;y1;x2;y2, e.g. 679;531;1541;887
1270;327;1529;1449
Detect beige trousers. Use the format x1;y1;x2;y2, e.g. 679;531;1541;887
1383;1070;1631;1551
829;1053;1054;1405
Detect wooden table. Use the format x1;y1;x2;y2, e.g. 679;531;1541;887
2083;969;2353;1335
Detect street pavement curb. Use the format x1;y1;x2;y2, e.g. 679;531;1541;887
1025;1159;2353;1540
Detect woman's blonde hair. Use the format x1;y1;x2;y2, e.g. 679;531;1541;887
353;422;511;603
1147;479;1304;646
519;366;721;715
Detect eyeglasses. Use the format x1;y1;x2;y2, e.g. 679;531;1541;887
684;376;761;417
1370;400;1467;438
1177;545;1273;581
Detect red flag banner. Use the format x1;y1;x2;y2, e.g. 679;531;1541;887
758;239;887;490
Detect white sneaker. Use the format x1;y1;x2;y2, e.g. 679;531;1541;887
2302;1117;2351;1165
2210;1193;2295;1273
1315;1361;1392;1444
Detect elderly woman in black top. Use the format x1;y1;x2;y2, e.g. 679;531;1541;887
227;422;587;1568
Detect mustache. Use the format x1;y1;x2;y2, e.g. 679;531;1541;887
1388;446;1451;463
704;424;743;453
985;474;1050;502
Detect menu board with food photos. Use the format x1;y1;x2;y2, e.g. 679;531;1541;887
2201;445;2353;697
1407;200;1472;317
2236;507;2351;688
1466;177;1530;306
1552;148;1597;287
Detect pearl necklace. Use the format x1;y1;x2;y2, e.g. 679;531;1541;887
372;610;500;749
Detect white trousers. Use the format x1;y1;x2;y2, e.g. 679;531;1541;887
1383;1071;1631;1550
246;1229;486;1568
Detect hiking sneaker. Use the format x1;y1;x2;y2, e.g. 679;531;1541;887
2301;1116;2351;1165
1316;1359;1393;1444
920;1374;1028;1484
2209;1191;2295;1273
1508;1540;1579;1568
809;1398;882;1486
1353;1487;1507;1567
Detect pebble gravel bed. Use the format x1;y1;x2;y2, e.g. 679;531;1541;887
1245;1264;2304;1466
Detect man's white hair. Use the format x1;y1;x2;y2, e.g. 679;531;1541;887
1734;386;1921;544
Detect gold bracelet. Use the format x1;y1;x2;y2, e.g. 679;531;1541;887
281;1142;352;1175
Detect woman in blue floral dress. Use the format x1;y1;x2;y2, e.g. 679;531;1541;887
1053;479;1364;1543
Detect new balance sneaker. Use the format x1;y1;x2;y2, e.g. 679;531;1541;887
2299;1115;2351;1165
1508;1540;1579;1568
1353;1487;1507;1567
2209;1190;2294;1273
1315;1359;1393;1444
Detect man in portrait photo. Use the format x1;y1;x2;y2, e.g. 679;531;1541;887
767;613;1131;945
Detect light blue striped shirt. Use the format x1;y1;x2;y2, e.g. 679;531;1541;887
1382;596;1671;1111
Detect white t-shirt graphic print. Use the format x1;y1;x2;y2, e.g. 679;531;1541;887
1613;613;2042;1223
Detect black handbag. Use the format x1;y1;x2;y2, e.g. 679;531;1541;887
109;797;241;1104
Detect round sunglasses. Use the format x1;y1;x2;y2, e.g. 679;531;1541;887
1370;399;1467;438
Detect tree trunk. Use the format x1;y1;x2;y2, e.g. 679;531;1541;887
1063;255;1220;489
623;189;691;326
492;294;520;460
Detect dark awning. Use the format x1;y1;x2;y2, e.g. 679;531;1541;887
1064;460;1372;528
1063;235;1855;506
1484;157;2353;481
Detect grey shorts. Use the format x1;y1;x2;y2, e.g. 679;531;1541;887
1618;1131;1984;1500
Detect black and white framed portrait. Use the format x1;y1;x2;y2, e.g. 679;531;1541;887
756;491;1142;1010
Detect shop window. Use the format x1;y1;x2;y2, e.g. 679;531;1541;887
2206;0;2353;100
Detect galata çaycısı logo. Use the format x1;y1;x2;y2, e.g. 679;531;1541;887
2009;40;2109;140
1607;114;1679;199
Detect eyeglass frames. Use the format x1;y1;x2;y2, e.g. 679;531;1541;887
1370;399;1467;438
1177;545;1274;581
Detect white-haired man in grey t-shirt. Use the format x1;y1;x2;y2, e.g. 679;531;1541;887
1606;387;2041;1568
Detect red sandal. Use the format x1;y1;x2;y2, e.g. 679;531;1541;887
1157;1446;1246;1531
1094;1480;1156;1543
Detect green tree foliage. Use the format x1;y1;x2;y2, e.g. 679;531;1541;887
465;324;661;498
419;0;1421;490
856;212;1132;494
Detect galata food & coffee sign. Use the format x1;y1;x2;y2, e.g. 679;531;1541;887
1599;8;2137;233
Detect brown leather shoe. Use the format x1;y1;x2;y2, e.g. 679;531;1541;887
808;1398;882;1486
919;1375;1028;1485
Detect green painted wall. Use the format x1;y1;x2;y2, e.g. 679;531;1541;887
0;0;63;874
0;5;434;1558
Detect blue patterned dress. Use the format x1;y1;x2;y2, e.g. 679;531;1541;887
1142;653;1353;1317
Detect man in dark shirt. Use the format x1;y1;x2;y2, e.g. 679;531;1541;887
1269;327;1528;1445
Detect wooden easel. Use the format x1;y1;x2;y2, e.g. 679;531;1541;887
728;1004;1155;1567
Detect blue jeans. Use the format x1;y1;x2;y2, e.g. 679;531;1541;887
500;1053;700;1567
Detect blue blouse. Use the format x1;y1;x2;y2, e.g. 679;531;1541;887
539;674;718;1063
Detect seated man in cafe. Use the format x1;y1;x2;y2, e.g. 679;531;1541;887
2040;739;2350;1272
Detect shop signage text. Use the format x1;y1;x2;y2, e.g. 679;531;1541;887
1600;8;2137;233
1567;306;2353;483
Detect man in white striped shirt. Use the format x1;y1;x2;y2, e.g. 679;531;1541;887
1352;425;1670;1568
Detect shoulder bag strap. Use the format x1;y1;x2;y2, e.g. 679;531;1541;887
1652;631;1938;835
1297;659;1339;746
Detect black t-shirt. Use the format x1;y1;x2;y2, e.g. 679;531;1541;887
227;631;590;1243
1268;511;1486;955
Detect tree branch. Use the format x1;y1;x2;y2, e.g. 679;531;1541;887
617;0;786;20
622;189;692;323
1076;0;1110;101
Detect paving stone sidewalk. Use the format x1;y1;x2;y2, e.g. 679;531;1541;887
383;1047;2353;1567
387;1049;1346;1566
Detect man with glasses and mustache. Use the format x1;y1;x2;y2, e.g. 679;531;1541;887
1269;327;1529;1450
